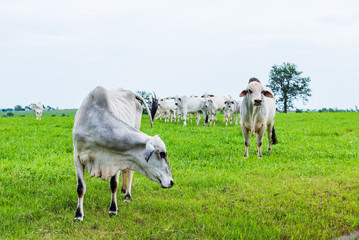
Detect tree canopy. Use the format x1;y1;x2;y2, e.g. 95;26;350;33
267;62;312;113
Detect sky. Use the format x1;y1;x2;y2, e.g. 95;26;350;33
1;0;358;110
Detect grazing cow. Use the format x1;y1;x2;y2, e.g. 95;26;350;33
28;102;44;120
73;86;173;221
174;95;207;126
224;99;240;126
239;78;277;157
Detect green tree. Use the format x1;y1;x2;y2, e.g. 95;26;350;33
14;105;22;111
267;62;312;113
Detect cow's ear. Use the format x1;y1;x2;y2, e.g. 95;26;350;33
145;142;155;162
240;90;248;97
262;90;274;98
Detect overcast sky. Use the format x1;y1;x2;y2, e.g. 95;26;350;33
1;0;358;110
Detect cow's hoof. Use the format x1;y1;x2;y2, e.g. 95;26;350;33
124;194;132;202
109;211;118;217
267;147;272;151
243;154;249;157
74;217;84;222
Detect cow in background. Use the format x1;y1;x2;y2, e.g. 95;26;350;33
224;99;240;126
29;102;44;120
174;95;207;126
201;93;231;124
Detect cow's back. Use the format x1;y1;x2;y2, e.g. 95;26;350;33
107;88;142;129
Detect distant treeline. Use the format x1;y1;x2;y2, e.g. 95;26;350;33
294;106;359;113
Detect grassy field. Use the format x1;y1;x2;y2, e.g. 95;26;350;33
1;112;359;239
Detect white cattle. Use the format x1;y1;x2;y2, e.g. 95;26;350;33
174;95;207;126
158;98;177;122
224;99;241;126
239;78;277;157
201;93;231;111
72;86;173;221
201;93;231;123
29;102;44;120
204;98;218;126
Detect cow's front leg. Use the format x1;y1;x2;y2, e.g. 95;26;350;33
241;124;250;157
109;171;120;216
256;125;266;157
74;157;86;221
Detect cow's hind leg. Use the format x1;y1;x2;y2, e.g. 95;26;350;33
74;156;86;222
124;170;134;202
109;171;120;216
121;170;127;193
121;169;133;202
267;123;274;151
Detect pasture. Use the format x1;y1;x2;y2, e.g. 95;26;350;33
0;112;359;239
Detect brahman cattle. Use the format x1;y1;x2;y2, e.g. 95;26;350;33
224;99;240;126
72;86;173;221
239;78;277;157
28;102;44;120
174;95;207;126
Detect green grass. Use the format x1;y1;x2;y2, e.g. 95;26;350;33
1;112;359;239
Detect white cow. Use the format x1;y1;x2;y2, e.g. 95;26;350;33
204;98;218;126
158;98;177;123
201;93;231;123
174;95;207;126
72;86;173;221
201;93;231;111
239;78;277;157
28;102;44;120
224;99;241;126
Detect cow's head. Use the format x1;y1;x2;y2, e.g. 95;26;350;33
173;95;183;107
143;135;173;188
224;100;235;109
240;78;274;106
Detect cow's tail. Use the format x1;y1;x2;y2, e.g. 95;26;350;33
205;114;209;124
135;94;153;128
150;93;159;121
271;126;278;145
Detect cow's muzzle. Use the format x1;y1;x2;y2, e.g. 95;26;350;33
254;99;262;106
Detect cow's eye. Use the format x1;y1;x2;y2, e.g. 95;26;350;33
248;89;252;94
160;152;166;158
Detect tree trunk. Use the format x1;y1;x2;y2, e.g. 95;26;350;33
284;96;288;113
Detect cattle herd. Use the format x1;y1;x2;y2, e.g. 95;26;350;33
30;77;278;221
150;78;277;158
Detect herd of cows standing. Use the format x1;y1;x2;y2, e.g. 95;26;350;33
29;77;277;221
151;78;277;157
